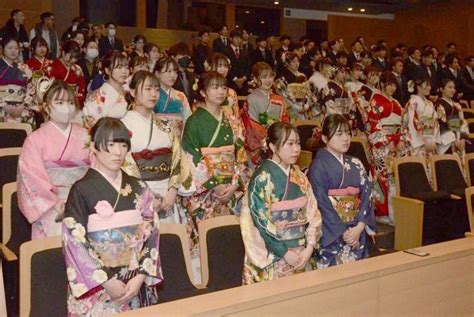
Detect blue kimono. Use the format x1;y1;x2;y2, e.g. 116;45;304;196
153;87;191;135
308;148;376;268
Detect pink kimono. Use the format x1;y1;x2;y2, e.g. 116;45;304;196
17;121;90;239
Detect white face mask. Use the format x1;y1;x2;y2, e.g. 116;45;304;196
108;29;116;37
49;105;76;124
86;48;99;59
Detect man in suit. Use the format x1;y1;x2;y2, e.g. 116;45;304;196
391;57;409;106
224;30;250;95
169;42;196;105
250;36;274;68
461;55;474;101
212;25;229;54
404;47;422;81
275;34;291;75
326;40;340;63
98;22;123;57
347;40;363;67
439;53;463;96
372;44;388;70
241;29;253;56
416;49;438;99
192;30;212;76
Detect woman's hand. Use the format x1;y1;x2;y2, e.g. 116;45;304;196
343;222;365;247
283;249;300;267
214;184;238;203
161;188;177;213
115;274;146;305
294;245;314;270
103;278;127;300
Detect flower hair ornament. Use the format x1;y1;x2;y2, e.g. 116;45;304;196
407;80;415;93
35;76;55;103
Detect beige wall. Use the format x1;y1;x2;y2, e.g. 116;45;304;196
0;0;52;31
280;16;306;40
51;0;79;37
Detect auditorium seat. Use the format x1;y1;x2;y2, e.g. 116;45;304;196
295;120;319;152
465;153;474;186
347;137;371;172
0;148;21;206
0;123;31;149
198;215;245;292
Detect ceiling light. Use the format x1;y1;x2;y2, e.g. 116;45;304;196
260;21;265;24
274;1;279;4
360;8;366;12
245;10;250;14
347;7;353;11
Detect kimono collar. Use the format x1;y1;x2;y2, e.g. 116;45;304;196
326;148;345;166
50;121;72;137
2;57;16;67
93;167;123;192
269;159;291;176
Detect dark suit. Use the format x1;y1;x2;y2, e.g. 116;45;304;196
250;48;275;68
415;65;439;96
393;72;409;106
77;56;100;87
404;59;422;81
327;51;338;63
212;37;228;54
373;58;388;70
192;43;212;75
439;68;463;93
98;36;124;57
461;66;474;101
241;42;253;57
224;45;250;94
173;70;196;105
347;52;361;67
275;47;289;77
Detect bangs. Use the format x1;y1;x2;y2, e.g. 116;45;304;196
52;87;75;102
92;118;131;152
112;55;129;69
208;75;227;87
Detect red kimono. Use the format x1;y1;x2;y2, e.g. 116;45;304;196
25;57;53;76
49;59;86;105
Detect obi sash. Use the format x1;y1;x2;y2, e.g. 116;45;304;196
327;98;351;115
380;112;402;135
201;145;235;183
45;160;89;200
287;83;308;101
328;187;361;223
87;209;143;268
447;116;462;131
132;147;172;181
270;195;308;241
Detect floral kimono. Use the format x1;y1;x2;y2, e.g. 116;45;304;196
49;59;86;104
308;148;376;268
83;82;129;128
62;169;162;316
345;79;367;133
121;110;194;224
323;80;354;125
435;97;468;155
241;89;289;165
154;87;192;135
366;93;409;218
241;160;322;284
275;75;318;121
404;94;441;156
0;57;37;128
26;56;53;75
17;122;90;238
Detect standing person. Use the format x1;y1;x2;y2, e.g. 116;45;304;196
84;50;130;128
372;45;388;70
77;39;101;88
242;62;289;165
168;42;196;105
241;29;253;56
461;55;474;102
366;71;408;224
144;43;161;73
128;35;147;60
391;58;408;106
2;9;30;61
224;30;250;95
122;71;193;224
212;25;229;54
404;47;422;81
153;57;191;135
347;40;363;67
275;34;291;75
404;77;440;157
250;36;275;69
62;117;162;315
241;122;322;284
0;36;36;127
29;11;60;59
90;24;103;43
49;40;86;105
192;31;212;76
17;80;89;239
436;78;468;155
25;36;53;75
439;53;463;96
98;22;124;57
416;50;439;99
308;114;376;268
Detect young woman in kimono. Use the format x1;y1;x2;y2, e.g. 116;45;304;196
25;37;53;75
366;71;408;223
49;40;86;105
322;66;353;124
308;114;376;268
83;50;130;129
121;71;193;224
153;57;191;135
242;62;289;166
18;80;90;239
435;78;468;155
345;63;367;133
62;117;162;316
404;77;440;157
359;65;381;103
275;53;315;121
241;122;322;284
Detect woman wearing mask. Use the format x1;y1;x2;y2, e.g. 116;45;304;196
308;114;375;268
0;36;36;126
241;122;322;284
83;50;130;128
78;39;101;89
17;80;90;238
49;40;86;105
153;57;191;135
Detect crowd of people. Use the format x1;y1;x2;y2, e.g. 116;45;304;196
1;8;473;316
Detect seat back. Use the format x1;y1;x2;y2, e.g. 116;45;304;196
2;183;31;253
199;215;244;291
394;157;432;197
461;109;474;119
0;148;21;204
347;137;371;172
0;123;31;149
295;120;319;152
465;187;474;233
466;119;474;133
158;223;200;303
431;155;467;192
465;153;474;186
20;236;67;317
